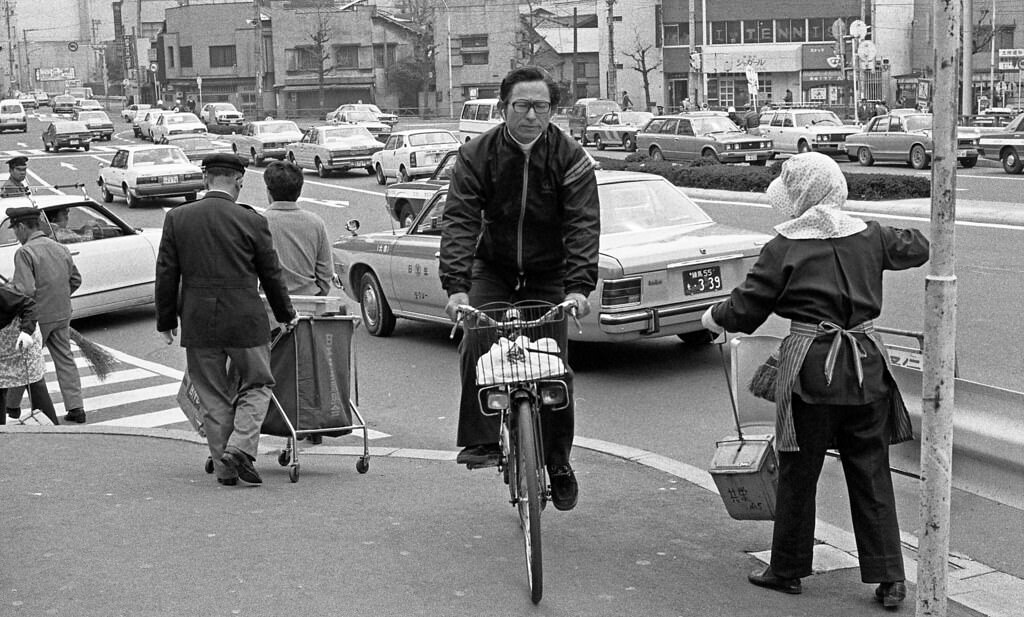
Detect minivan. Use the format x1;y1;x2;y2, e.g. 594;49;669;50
457;99;502;142
0;99;27;133
568;98;621;145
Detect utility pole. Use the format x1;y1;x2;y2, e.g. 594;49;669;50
253;0;264;119
918;0;960;615
4;1;16;95
962;0;973;114
605;0;616;100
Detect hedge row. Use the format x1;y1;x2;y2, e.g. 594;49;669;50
595;154;931;200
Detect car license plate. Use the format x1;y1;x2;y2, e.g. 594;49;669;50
162;175;179;184
745;153;758;162
956;149;967;157
683;266;723;296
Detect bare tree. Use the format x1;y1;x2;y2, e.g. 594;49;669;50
622;29;661;111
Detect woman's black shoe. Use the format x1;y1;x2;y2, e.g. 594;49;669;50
748;566;802;594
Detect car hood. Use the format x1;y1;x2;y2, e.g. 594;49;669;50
598;222;770;275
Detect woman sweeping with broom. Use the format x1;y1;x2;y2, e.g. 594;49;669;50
700;152;930;610
0;278;58;425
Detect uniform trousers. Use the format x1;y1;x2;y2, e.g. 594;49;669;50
769;393;905;583
456;259;575;469
6;320;82;412
186;345;274;480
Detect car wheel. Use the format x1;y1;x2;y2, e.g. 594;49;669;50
910;144;929;170
857;147;874;166
100;183;113;203
959;157;978;169
623;135;636;152
251;148;262;166
399;204;416;228
797;140;811;154
359;271;396;337
1003;148;1024;174
595;135;605;151
316;158;330;178
398;166;411;183
124;185;138;209
649;147;664;161
375;164;387;185
678;330;714;345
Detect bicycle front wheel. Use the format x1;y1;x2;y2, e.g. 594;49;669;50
513;398;544;603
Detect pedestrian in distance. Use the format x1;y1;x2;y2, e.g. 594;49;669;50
2;156;30;197
4;207;85;424
0;272;58;426
621;90;633;110
156;153;297;487
439;65;600;512
263;160;334;297
700;152;929;609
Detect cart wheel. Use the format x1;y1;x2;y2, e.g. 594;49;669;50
289;464;300;483
204;457;214;474
278;450;291;467
356;458;369;474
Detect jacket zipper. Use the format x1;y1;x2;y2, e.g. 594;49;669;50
516;148;531;288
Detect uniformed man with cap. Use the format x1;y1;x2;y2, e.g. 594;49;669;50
2;156;30;197
4;206;84;423
155;153;297;487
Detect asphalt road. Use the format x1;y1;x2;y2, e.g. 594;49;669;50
3;110;1023;589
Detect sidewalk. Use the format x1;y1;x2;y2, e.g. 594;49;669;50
1;425;1014;617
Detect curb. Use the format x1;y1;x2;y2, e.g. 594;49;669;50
3;423;1020;616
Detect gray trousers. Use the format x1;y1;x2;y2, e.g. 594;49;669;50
6;320;82;412
186;345;273;480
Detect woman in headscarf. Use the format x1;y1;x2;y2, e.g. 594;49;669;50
701;152;929;609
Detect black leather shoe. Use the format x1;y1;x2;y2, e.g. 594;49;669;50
6;407;20;419
456;444;501;468
221;448;262;484
875;581;907;609
549;464;579;511
748;567;802;594
217;477;238;486
63;408;86;424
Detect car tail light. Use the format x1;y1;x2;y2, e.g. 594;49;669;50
410;152;417;168
601;277;641;307
136;176;159;184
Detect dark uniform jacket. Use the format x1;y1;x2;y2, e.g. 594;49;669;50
155;190;294;348
439;123;600;297
12;231;81;325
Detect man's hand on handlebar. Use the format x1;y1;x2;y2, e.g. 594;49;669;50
564;292;591;318
446;292;469;322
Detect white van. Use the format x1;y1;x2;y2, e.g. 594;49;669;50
457;98;502;142
0;99;27;133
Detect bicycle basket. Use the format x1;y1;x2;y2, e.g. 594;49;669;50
464;302;569;386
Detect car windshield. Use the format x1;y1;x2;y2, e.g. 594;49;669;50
257;121;299;135
167;114;200;124
78;112;108;122
56;122;88;132
905;115;933;132
346;111;377;123
692;116;742;135
132;148;190;165
408;132;458;147
794;111;842;126
167;137;213;149
324;127;374;142
599;179;711;234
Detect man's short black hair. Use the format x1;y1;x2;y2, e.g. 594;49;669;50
498;66;560;109
263;160;304;202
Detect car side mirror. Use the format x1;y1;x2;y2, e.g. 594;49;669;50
345;219;360;235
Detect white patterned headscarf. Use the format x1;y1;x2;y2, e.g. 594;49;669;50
768;152;866;240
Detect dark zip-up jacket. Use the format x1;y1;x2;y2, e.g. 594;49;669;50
439;123;600;296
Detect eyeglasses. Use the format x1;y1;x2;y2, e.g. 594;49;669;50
510;100;552;114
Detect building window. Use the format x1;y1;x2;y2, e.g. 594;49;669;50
334;45;359;69
460;35;487;48
374;44;397;69
209;45;236;68
166;46;175;68
462;52;488;65
180;46;192;68
286;47;321;71
663;22;688;46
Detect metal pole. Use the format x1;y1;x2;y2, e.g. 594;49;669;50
917;0;960;614
962;0;973;114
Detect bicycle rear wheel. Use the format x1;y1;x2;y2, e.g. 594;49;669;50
513;399;543;603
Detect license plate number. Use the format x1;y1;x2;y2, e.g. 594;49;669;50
683;266;723;296
956;149;967;157
162;175;179;184
745;153;758;161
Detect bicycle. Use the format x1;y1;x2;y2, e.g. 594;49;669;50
451;300;579;604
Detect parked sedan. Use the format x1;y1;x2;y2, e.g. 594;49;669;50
334;172;770;341
636;112;775;165
42;121;93;152
326;103;398;128
122;103;152;122
584;111;654;151
285;125;383;177
52;95;76;116
97;145;205;208
844;113;981;169
372;129;459;184
73;110;115;141
151;112;207;143
977;112;1024;174
383;150;458;226
225;120;303;165
162;133;233;163
0;194;162;319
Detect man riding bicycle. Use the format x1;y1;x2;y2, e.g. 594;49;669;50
439;66;600;512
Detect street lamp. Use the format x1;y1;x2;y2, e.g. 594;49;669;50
439;0;454;118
